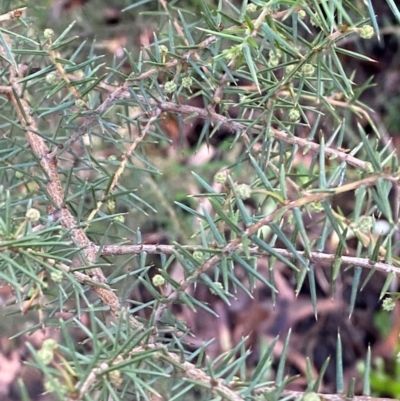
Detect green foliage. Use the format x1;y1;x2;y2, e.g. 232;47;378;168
0;1;400;400
368;357;400;398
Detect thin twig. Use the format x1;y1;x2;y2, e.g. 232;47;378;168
0;35;144;330
153;98;368;170
0;16;249;400
86;108;161;222
85;84;369;171
253;388;394;401
151;171;400;322
99;243;400;276
61;8;296;153
73;344;244;401
47;32;88;107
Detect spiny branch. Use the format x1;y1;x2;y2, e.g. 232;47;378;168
0;35;143;330
81;83;369;172
150;172;400;322
100;244;400;277
72;344;244;401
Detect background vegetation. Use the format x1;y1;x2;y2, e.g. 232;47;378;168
1;1;400;400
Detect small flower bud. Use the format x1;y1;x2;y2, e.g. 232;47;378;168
358;25;374;39
288;108;301;122
152;274;165;287
382;297;395;312
182;76;193;89
37;339;58;365
75;99;85;108
193;251;204;263
43;29;54;39
268;49;282;68
15;171;24;179
357;216;373;233
310;201;324;213
302;63;315;76
114;215;125;223
51;271;63;283
214;169;228;184
107;200;116;210
285;64;296;75
222;44;242;61
210;282;223;295
44;379;67;395
298;10;306;19
235;184;252;200
108;155;117;161
310;13;320;27
46;73;57;84
246;3;257;13
164;81;177;94
108;369;123;387
43;338;58;350
159;45;168;54
26;208;40;222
